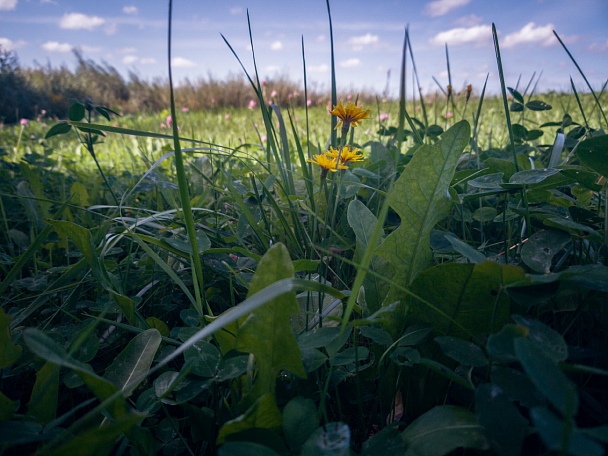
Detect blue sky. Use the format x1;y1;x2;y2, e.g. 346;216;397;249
1;0;606;97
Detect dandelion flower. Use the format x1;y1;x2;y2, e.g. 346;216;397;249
326;146;364;165
329;102;370;131
307;153;347;176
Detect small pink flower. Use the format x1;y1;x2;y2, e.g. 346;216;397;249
445;111;453;119
261;79;267;86
166;115;172;127
211;98;216;104
271;90;277;98
288;93;293;99
40;109;47;116
160;123;167;129
347;94;352;100
20;118;29;126
248;99;257;110
261;135;267;142
36;117;41;122
379;113;389;122
182;106;189;112
307;99;312;107
225;114;230;120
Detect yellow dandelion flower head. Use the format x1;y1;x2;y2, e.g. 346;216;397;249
307;153;348;172
329;102;371;130
326;146;364;164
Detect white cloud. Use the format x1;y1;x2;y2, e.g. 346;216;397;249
122;55;138;64
308;64;329;73
430;24;492;46
0;0;17;11
340;58;360;68
171;57;196;68
229;7;242;14
0;37;26;51
42;41;73;52
453;14;482;27
117;47;137;54
123;6;137;15
425;0;470;17
589;39;608;52
348;33;378;51
265;65;280;73
60;12;105;30
80;45;101;53
139;57;156;64
270;40;283;51
503;22;555;48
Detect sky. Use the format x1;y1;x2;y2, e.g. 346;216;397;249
0;0;607;97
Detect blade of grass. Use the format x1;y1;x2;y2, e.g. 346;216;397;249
167;0;206;316
399;27;423;148
554;30;607;126
326;0;337;147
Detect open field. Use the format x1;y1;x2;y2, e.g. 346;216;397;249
1;6;608;455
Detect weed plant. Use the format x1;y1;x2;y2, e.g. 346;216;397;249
0;2;607;455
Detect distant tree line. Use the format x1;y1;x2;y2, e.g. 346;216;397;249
0;47;381;125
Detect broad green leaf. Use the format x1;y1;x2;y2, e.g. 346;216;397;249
544;217;603;241
217;393;282;444
376;120;470;331
282;396;319;451
445;234;487;264
475;384;528;456
236;243;306;398
22;328;128;419
508;87;524;103
467;172;504;189
491;365;544;408
521;229;572;273
44;121;72;139
347;199;391;312
360;326;393;347
408;261;516;338
45;412;142;456
104;329;162;397
69;181;90;207
526;100;552;111
111;292;136;326
575;134;608;177
218;442;280;456
514;338;578;417
402;405;488;456
361;425;405;456
47;220;97;272
484;155;531;180
530;407;604;456
435;336;488;367
0;308;21;368
505;168;561;187
27;362;59;424
145;317;170;337
184;340;221;377
0;390;13;421
300;422;351;456
67;102;85;121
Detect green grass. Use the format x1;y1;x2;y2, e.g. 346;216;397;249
0;10;607;455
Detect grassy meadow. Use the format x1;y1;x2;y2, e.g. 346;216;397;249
1;6;608;456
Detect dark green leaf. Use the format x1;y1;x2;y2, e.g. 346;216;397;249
184;340;220;378
361;425;405;456
402;406;488;455
435;336;488;367
475;384;528;456
526;100;552;111
575;134;608;177
510;102;524;112
521;229;572;274
44;122;72;139
67;102;85;122
514;338;578;417
508;87;524;103
218;442;280;456
360;326;393;346
531;407;604;456
282;396;319;451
